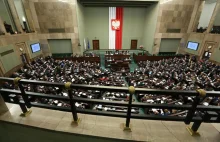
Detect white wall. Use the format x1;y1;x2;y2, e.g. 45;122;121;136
76;2;85;54
85;7;109;49
198;2;216;28
122;8;146;49
85;7;146;50
142;3;159;53
84;5;159;50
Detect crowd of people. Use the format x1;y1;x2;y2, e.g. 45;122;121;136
196;26;220;34
3;56;127;109
94;91;140;114
132;56;220;91
126;55;220;115
210;26;220;34
2;55;220;116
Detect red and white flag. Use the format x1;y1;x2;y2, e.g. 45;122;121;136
109;7;123;50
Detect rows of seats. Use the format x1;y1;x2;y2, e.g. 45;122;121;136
2;54;220;116
126;55;220;116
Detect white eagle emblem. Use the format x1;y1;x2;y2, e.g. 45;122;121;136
112;20;120;30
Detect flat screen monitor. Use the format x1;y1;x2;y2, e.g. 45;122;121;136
30;43;41;53
187;41;199;51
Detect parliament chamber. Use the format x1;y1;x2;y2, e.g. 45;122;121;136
0;0;220;142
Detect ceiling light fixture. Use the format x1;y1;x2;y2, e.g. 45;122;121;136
22;17;26;22
208;46;212;49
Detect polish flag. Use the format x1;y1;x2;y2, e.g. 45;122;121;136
109;7;123;50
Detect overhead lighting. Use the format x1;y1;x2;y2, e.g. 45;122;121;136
22;17;26;22
160;0;173;4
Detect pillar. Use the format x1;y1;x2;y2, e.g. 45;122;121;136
0;17;9;35
187;0;205;33
0;95;8;115
206;0;220;33
7;0;24;33
22;0;36;32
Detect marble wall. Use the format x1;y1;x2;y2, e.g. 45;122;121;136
0;0;42;76
34;2;77;33
157;0;196;33
180;33;220;60
152;0;200;54
184;33;205;56
152;0;220;57
27;0;80;54
0;0;82;76
210;34;220;63
178;0;220;62
0;33;38;47
0;33;41;75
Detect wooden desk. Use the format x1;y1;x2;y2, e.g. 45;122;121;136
53;56;100;63
110;62;130;72
105;54;131;67
72;57;100;63
133;53;183;63
105;54;130;58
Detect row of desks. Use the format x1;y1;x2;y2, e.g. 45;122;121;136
105;54;131;71
53;56;100;63
52;54;183;70
133;53;183;62
53;54;182;64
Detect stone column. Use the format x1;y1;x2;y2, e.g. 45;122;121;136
177;33;190;54
28;0;40;33
206;0;220;33
152;36;161;55
39;39;52;57
22;0;35;32
0;17;8;35
7;0;24;33
0;95;8;115
187;0;205;33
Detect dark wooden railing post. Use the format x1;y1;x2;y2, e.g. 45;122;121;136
184;96;201;125
185;89;206;136
65;82;80;125
14;77;32;116
10;94;31;117
187;111;212;136
123;86;135;132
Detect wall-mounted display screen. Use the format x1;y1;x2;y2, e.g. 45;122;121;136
30;43;41;53
187;41;199;51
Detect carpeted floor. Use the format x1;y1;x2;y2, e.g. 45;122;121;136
100;54;106;69
129;56;138;72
